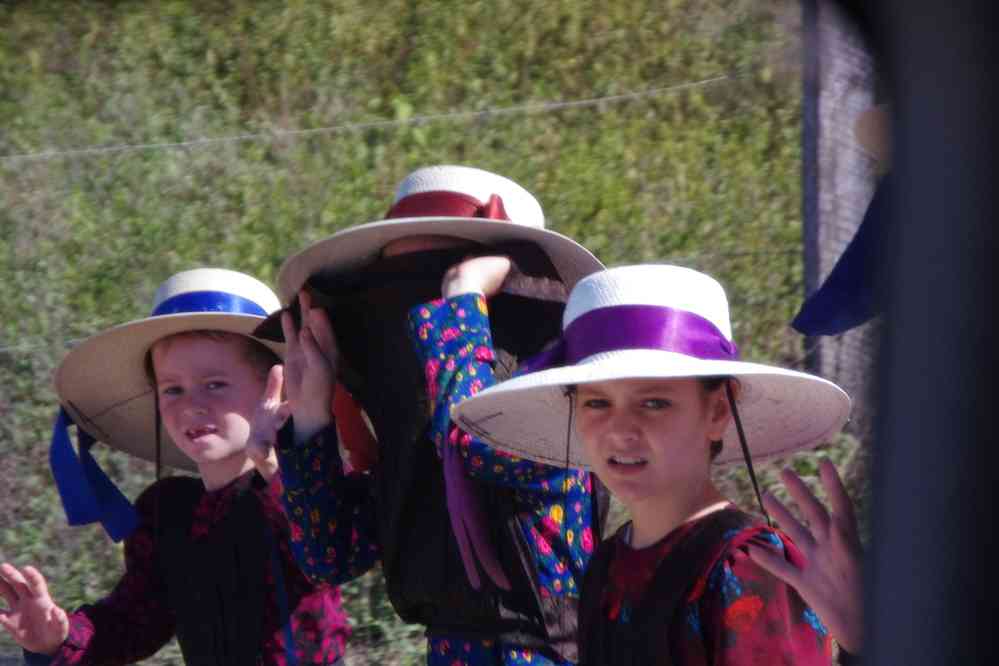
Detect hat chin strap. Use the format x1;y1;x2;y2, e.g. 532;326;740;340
725;381;772;526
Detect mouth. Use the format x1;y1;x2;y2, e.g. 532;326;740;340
607;455;648;470
185;424;218;441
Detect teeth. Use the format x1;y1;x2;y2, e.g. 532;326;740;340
610;455;646;465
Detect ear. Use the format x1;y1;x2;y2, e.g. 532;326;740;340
705;380;736;441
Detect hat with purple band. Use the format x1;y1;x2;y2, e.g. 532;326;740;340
454;264;851;469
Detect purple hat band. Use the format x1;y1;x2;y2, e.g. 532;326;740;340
522;304;739;373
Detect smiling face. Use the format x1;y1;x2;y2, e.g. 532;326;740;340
574;377;731;511
151;333;269;482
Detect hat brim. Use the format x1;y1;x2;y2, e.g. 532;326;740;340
276;216;604;302
54;313;284;472
452;349;851;469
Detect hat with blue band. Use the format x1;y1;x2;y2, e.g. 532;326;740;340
51;268;283;541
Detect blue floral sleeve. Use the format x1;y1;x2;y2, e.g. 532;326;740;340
408;294;595;602
275;421;381;585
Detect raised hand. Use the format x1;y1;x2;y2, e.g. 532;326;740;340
281;290;339;443
748;459;864;655
0;563;69;656
441;255;512;299
247;364;290;480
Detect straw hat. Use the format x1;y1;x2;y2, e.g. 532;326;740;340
275;165;604;302
53;268;283;471
453;265;851;468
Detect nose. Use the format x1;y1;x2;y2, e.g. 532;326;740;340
179;391;208;416
605;408;640;448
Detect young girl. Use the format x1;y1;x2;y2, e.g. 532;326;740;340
0;268;372;665
453;263;852;665
265;165;606;665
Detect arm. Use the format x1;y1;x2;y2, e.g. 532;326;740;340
2;485;178;665
747;460;864;656
268;290;380;586
683;529;834;666
409;291;574;493
275;420;380;586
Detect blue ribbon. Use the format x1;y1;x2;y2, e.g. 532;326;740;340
151;290;267;317
792;175;891;336
49;409;139;542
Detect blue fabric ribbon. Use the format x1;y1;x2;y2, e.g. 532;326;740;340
792;175;891;336
151;290;268;317
49;408;139;542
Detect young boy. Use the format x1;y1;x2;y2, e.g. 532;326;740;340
0;268;371;665
454;263;853;665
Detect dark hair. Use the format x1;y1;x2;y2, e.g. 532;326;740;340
699;376;732;462
144;330;280;387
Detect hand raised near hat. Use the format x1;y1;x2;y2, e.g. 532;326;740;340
441;255;512;299
247;364;289;481
0;563;69;656
747;460;864;655
281;290;340;445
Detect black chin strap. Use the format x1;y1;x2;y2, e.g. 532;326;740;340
725;381;772;527
154;397;163;482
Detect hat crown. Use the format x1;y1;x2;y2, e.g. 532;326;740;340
151;268;280;316
563;264;734;341
393;165;545;229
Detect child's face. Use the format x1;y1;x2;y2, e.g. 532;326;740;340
575;378;730;508
151;335;267;468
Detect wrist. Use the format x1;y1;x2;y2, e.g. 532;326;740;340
293;413;332;445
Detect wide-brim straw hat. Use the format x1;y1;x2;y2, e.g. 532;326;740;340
453;264;851;469
275;165;604;302
53;268;283;471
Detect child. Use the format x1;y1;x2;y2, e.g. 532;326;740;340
263;166;606;665
454;263;852;665
0;268;371;665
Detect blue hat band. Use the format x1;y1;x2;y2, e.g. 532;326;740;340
151;290;268;317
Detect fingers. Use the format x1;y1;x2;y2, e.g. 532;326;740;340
780;468;830;535
298;324;329;370
762;492;814;549
0;564;30;601
0;572;17;606
264;365;284;404
274;402;292;427
747;544;806;590
21;567;49;600
307;307;339;364
0;612;17;637
299;289;313;314
281;310;299;359
819;459;859;529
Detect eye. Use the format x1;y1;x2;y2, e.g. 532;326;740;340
159;385;181;397
580;398;610;410
641;398;671;410
206;381;228;391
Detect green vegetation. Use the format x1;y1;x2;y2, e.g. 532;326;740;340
0;1;861;663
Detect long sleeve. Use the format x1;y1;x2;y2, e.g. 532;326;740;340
43;484;178;666
408;293;594;605
678;530;833;665
276;420;380;586
408;294;584;493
